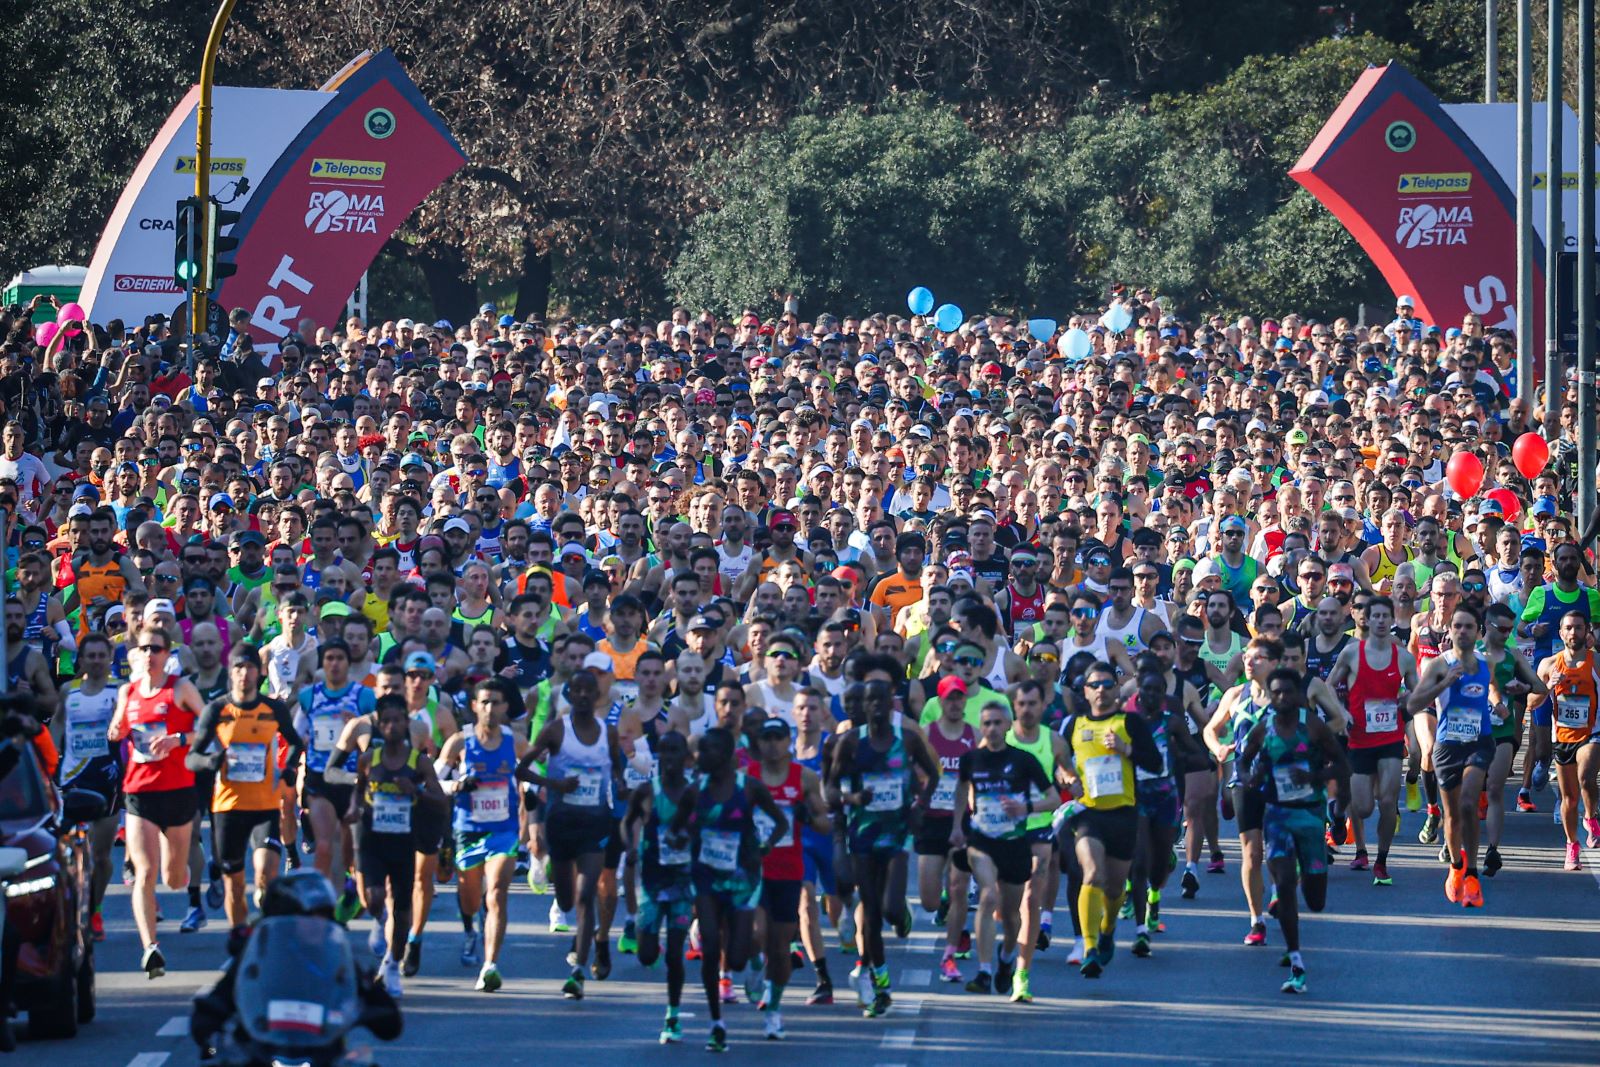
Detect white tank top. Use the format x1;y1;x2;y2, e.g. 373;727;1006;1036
983;644;1012;691
750;680;797;727
1097;607;1147;657
546;716;612;814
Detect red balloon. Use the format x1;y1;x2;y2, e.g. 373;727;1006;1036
1486;487;1521;522
1446;451;1485;499
1512;432;1550;480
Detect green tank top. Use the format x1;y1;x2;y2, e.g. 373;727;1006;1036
453;603;494;629
1006;725;1056;830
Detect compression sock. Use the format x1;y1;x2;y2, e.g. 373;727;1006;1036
1079;886;1105;950
1423;771;1440;808
188;885;201;908
814;957;830;984
767;981;785;1009
1102;890;1126;934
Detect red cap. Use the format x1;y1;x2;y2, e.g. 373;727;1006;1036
937;676;968;700
981;361;1003;377
768;510;797;529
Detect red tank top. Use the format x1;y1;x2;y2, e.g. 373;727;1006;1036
1347;640;1404;750
1007;582;1047;639
760;762;805;881
122;676;196;794
927;720;977;813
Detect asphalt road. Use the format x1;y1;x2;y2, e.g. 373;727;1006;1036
20;791;1600;1067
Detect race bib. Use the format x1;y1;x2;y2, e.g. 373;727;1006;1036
1364;700;1399;734
623;754;657;791
698;828;741;871
130;721;167;763
1439;711;1480;743
67;719;109;763
656;827;691;867
753;808;795;850
569;769;605;808
470;781;511;823
1272;762;1314;802
930;776;958;812
1082;755;1125;800
1557;695;1592;730
371;793;412;834
862;772;904;813
973;792;1022;837
312;717;342;752
225;742;268;783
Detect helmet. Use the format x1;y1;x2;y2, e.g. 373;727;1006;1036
260;869;338;920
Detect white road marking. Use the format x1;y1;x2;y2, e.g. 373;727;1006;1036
155;1016;187;1037
126;1054;170;1067
901;967;931;987
880;1029;917;1048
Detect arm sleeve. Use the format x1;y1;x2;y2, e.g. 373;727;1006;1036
1521;587;1544;624
185;699;226;773
1122;714;1165;776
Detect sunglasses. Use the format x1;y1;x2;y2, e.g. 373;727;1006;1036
935;641;959;654
953;655;985;668
1071;607;1098;617
766;648;797;660
1029;650;1060;664
1084;678;1116;689
138;644;169;654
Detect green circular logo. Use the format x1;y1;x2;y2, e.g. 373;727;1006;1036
1385;121;1416;153
364;108;396;140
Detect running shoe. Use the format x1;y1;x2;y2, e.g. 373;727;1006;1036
1532;759;1550;793
764;1010;786;1040
205;876;224;912
122;858;135;886
381;956;403;998
1266;886;1279;918
994;955;1014;996
369;920;387;960
706;1023;727;1053
935;891;950;926
1418;808;1440;844
1181;866;1200;898
955;929;972;959
687;920;703;960
593;940;612;981
1565;841;1582;871
1438;842;1451;864
873;967;891;992
1243;922;1267;947
1036;918;1052;951
837;910;856;954
1281;966;1307;994
514;848;530;877
1118;894;1135;921
90;912;105;942
1477;792;1489;821
562;969;585;999
334;889;362;925
1484;845;1503;877
528;859;550;894
965;970;992;994
716;975;738;1003
893;905;913;939
476;962;502;992
864;990;892;1018
1096;929;1116;966
1585;817;1600;850
744;960;765;1002
1516;789;1536;813
659;1015;683;1044
1460;873;1483;908
806;980;833;1006
1371;860;1392;886
180;905;207;933
1148;896;1163;933
1067;937;1085;966
142;944;166;980
566;936;579;968
1349;849;1369;872
461;927;482;968
1405;780;1421;811
1009;968;1032;1004
284;848;301;871
1206;855;1226;874
618;919;638;955
939;955;962;983
548;899;573;933
1132;932;1152;958
401;938;422;978
1444;865;1464;903
1079;954;1103;979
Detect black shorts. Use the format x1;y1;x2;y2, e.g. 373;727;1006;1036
194;769;216;815
411;801;447;857
1432;737;1496;792
1552;739;1597;766
302;769;355;816
760;878;803;924
545;810;613;864
354;823;419;887
1348;741;1406;777
966;834;1034;886
126;787;199;830
1067;806;1139;863
914;813;956;857
213;808;282;874
1231;784;1266;835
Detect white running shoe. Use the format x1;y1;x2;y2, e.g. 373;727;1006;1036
763;1011;785;1041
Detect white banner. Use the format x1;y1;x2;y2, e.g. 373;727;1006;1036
79;85;334;331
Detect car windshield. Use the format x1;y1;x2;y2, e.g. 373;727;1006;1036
0;742;48;824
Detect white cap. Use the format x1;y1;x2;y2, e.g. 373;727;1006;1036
1396;295;1415;308
143;598;176;622
583;651;614;673
1192;558;1220;584
442;516;472;535
396;318;416;329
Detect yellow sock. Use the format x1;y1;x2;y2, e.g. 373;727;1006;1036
1079;886;1104;949
1102;891;1125;936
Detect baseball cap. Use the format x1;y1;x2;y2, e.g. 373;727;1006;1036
67;502;94;518
404;651;437;674
1531;495;1558;517
208;492;234;512
442;516;472;535
583;651;615;673
689;614;719;632
769;510;797;529
498;314;516;327
936;675;968;700
142;598;176;622
1286;428;1310;446
1192;558;1220;583
320;601;353;619
758;716;792;738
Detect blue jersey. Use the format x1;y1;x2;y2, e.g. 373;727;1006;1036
453;728;520;834
297;682;373;773
1434;653;1491;743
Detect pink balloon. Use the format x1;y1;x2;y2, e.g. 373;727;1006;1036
56;302;85;325
33;322;58;348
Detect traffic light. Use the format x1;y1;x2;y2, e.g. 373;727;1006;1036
174;197;204;288
203;199;241;291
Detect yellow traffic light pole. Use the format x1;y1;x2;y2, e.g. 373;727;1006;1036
190;0;239;340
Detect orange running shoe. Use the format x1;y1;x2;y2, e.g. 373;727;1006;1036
1460;873;1483;908
1477;792;1488;821
1444;865;1464;904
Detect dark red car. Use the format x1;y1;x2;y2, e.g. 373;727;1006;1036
1;739;102;1040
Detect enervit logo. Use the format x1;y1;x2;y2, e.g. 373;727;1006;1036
1395;204;1473;248
304;190;386;235
309;158;386;181
1397;172;1471;194
113;275;181;293
174;156;246;175
364;108;395;140
1384;121;1416;153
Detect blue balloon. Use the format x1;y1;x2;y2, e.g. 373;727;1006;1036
1027;318;1057;341
933;303;963;332
907;287;935;316
1101;303;1133;333
1058;328;1091;360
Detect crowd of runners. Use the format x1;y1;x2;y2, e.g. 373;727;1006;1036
4;288;1598;1049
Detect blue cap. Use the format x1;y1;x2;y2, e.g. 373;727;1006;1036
400;452;429;469
1446;327;1463;339
72;483;99;499
1531;495;1558;517
208;492;234;512
432;319;453;330
404;651;437;674
498;314;516;327
1363;357;1385;374
1220;515;1249;533
479;303;496;315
